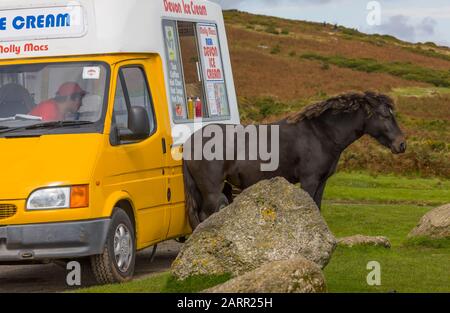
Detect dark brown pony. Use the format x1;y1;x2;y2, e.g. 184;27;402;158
183;92;407;229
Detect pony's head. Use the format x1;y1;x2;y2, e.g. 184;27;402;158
362;92;406;154
286;91;407;154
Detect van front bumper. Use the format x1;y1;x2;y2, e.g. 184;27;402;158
0;219;110;262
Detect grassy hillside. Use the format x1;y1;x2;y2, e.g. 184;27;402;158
223;10;450;178
223;10;450;101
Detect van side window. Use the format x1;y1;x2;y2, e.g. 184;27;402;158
112;67;156;136
163;20;230;122
113;76;128;129
178;21;206;120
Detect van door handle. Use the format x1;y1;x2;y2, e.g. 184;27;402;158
167;188;172;202
162;138;167;154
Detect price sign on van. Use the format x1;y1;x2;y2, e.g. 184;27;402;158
0;5;86;42
197;23;229;117
197;24;224;82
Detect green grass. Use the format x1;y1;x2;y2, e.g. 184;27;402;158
404;236;450;249
322;172;449;293
301;53;450;87
391;87;450;97
323;172;450;206
78;273;231;293
323;246;449;292
79;172;449;293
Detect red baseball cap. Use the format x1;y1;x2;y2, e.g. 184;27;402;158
56;82;87;97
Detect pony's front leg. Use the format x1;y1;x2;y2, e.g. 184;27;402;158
299;176;321;207
313;180;327;210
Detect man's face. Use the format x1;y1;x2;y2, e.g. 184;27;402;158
67;95;83;113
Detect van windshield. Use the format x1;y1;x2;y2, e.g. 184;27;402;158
0;62;109;134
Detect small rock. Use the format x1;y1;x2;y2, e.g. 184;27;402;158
171;177;336;280
206;257;327;293
338;235;391;248
408;204;450;239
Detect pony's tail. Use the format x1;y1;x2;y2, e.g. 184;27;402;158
183;161;202;230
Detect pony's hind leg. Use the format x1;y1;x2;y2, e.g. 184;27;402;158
188;204;201;229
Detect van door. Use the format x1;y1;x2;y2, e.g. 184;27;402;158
103;61;169;248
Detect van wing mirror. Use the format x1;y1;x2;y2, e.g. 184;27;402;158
117;106;150;142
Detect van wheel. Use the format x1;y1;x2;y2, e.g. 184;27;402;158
90;208;136;284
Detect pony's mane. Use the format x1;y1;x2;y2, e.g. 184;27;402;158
286;91;394;124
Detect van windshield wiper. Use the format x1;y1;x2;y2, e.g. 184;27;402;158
0;121;94;135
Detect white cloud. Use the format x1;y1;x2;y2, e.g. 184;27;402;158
211;0;448;47
370;15;438;43
383;6;450;19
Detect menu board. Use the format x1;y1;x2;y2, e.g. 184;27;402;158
197;23;229;117
163;20;187;120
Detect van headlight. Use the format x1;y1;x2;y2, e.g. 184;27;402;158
27;185;89;210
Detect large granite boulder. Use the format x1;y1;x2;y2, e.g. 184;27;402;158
172;177;336;280
206;257;327;293
408;204;450;239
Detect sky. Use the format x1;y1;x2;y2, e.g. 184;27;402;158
210;0;450;47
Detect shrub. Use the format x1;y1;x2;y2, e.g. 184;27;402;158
270;45;281;55
238;97;288;122
300;53;450;87
265;25;279;35
321;62;330;70
341;28;362;37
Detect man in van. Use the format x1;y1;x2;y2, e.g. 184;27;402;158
29;82;87;121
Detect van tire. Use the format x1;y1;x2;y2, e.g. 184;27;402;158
90;208;136;285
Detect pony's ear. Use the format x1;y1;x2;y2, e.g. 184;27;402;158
376;93;395;110
364;92;394;109
364;91;380;108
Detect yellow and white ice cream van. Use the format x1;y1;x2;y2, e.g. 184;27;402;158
0;0;239;283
